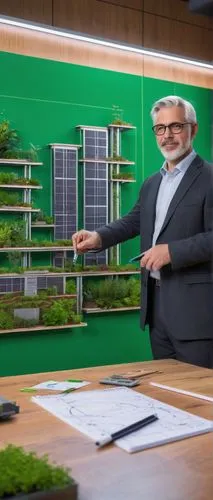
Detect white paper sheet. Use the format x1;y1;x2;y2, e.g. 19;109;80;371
32;380;90;391
32;387;213;453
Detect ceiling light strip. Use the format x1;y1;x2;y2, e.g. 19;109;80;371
0;15;213;71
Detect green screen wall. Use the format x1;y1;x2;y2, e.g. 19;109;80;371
0;51;211;376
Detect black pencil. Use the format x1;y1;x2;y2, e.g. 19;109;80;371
95;413;158;448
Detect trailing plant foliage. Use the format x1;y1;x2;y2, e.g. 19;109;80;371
0;444;72;498
84;277;140;309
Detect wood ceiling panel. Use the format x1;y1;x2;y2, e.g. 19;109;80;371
0;0;52;25
96;0;143;9
53;0;143;46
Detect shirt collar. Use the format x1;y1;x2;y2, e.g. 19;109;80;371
160;150;197;177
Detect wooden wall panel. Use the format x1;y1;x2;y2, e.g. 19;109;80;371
53;0;143;46
144;0;213;29
143;54;213;89
143;13;213;62
0;0;52;25
96;0;143;9
0;24;213;90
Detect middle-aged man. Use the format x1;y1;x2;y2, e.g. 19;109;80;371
73;95;213;368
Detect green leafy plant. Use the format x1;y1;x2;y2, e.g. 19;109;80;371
0;444;73;498
0;172;40;186
106;155;130;162
112;172;134;180
84;277;140;309
4;144;40;162
0;172;17;184
0;310;14;329
0;120;20;158
13;318;39;329
0;222;12;247
7;251;22;269
66;279;76;295
42;300;69;326
0;191;20;207
32;212;54;225
111;105;132;126
9;220;26;246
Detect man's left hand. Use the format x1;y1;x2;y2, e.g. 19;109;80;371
141;244;171;271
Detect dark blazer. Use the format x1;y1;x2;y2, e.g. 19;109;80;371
97;154;213;341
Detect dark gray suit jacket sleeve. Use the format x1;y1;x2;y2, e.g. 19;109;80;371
96;190;142;250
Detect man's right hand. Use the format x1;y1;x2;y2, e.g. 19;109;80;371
72;230;102;253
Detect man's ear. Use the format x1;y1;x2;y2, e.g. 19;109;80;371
191;123;198;140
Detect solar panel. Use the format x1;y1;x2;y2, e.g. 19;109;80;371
52;146;78;267
0;277;24;294
0;276;66;295
37;276;64;294
83;129;109;265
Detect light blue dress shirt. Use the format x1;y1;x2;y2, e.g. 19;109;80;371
150;150;197;280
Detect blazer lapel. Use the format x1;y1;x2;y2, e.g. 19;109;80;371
146;172;162;240
158;155;203;237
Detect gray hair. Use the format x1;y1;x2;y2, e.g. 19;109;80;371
150;96;197;124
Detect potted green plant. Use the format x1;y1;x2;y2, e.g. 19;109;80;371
0;444;78;499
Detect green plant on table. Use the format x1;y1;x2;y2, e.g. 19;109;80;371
0;444;73;498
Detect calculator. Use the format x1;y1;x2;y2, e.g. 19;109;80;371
99;376;140;387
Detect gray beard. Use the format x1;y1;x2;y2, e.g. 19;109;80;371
159;138;191;161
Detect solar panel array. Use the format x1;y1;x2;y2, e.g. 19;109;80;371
83;129;108;265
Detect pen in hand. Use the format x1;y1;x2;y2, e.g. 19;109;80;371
95;413;158;448
129;251;146;263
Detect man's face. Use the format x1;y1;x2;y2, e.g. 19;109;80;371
154;106;197;162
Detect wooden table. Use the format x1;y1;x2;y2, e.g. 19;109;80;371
0;359;213;500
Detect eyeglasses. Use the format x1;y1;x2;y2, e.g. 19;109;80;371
152;122;192;136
